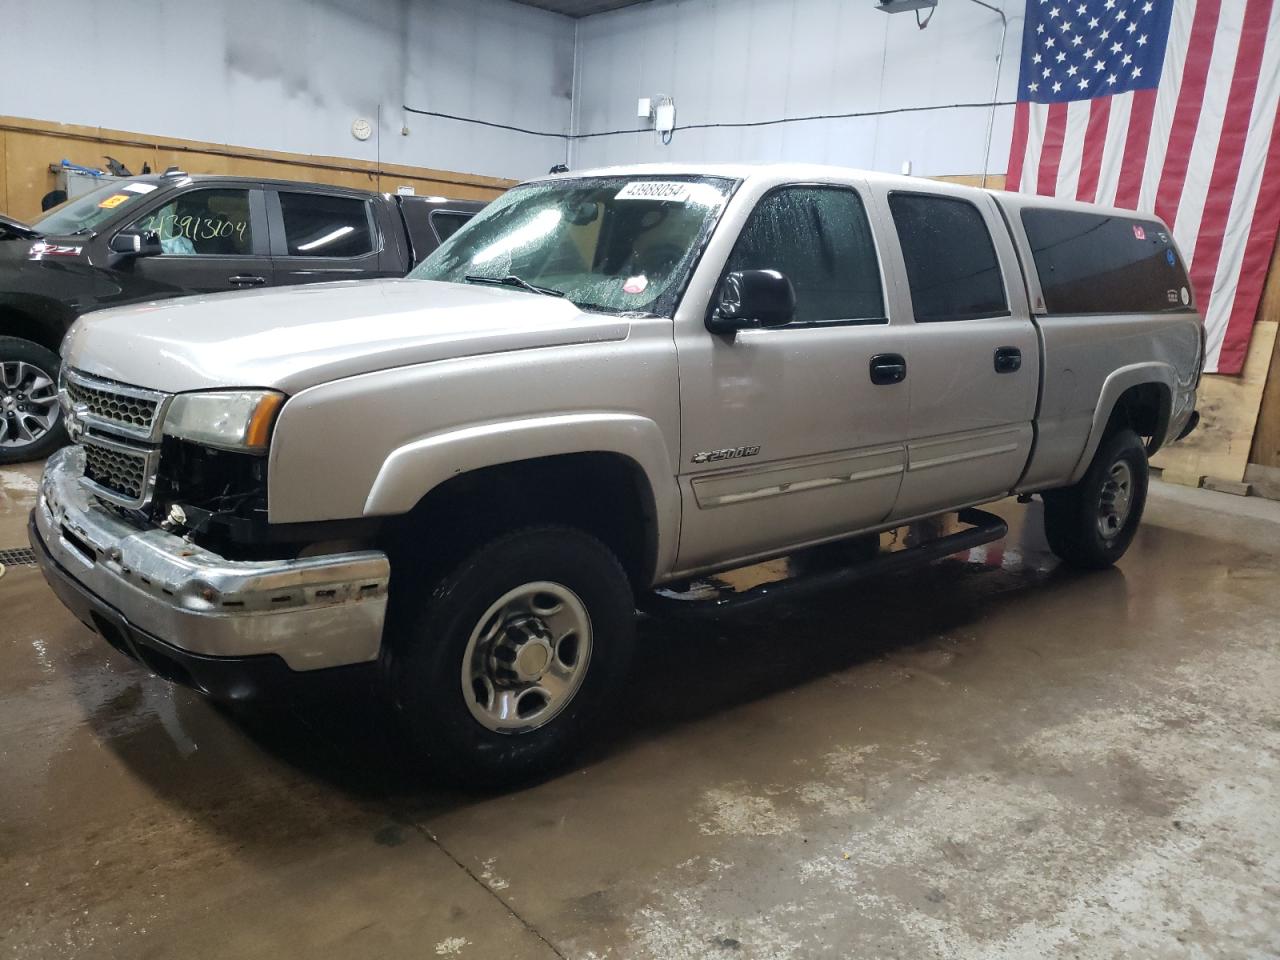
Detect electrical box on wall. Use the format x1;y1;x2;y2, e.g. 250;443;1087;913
637;98;652;120
654;101;676;135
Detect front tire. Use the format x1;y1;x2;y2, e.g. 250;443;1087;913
383;526;635;785
1043;428;1149;569
0;337;65;465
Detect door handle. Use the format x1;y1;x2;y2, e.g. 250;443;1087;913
228;275;267;287
869;353;907;386
994;346;1022;374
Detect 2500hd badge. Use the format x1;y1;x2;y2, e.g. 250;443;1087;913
691;445;762;464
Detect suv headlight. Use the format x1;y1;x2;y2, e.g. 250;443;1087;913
163;390;285;453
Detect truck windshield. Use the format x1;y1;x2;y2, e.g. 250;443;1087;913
410;175;737;317
34;180;162;236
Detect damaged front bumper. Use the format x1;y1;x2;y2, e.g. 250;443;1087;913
30;447;389;696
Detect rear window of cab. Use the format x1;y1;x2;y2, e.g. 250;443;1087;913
1020;208;1195;316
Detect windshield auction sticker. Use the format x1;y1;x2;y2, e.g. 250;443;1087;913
97;194;131;209
616;181;692;202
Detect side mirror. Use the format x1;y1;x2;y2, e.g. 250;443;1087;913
707;269;796;334
109;229;162;257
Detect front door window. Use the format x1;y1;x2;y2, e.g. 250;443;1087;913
129;189;254;256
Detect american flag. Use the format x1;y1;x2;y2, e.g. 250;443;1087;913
1005;0;1280;374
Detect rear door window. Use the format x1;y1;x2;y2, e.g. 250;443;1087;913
278;192;374;257
1020;208;1193;314
724;186;885;326
431;211;471;243
129;189;254;256
889;193;1009;323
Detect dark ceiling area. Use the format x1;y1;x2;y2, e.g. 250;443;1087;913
508;0;651;16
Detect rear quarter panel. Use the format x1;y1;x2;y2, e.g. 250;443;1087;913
994;194;1202;491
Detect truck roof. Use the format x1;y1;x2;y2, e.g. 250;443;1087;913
532;162;1164;225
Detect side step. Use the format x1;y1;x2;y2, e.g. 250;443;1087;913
641;507;1008;620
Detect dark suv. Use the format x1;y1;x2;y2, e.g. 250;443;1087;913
0;171;486;462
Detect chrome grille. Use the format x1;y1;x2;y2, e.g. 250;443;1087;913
63;369;169;443
66;378;158;430
83;439;150;504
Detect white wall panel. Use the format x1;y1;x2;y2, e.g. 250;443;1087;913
0;0;575;181
570;0;1022;177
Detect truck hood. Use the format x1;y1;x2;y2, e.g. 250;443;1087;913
63;279;631;394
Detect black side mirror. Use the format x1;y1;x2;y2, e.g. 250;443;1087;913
109;229;162;257
707;269;796;334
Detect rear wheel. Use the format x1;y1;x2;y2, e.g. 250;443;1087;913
1043;428;1149;569
383;526;635;785
0;337;64;464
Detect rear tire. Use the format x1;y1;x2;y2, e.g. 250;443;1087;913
382;526;635;786
0;337;65;465
1043;428;1149;570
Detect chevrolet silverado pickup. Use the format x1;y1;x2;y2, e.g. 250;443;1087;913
30;163;1202;782
0;171;485;462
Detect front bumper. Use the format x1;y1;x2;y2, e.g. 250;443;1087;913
31;447;390;676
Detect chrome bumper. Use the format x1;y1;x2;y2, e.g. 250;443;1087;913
34;447;389;671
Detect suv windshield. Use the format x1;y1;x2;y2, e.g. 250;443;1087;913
34;180;163;236
410;175;737;317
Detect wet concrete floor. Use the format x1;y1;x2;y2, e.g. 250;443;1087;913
1;468;1278;959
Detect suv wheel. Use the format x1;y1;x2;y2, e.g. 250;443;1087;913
1043;428;1149;569
0;337;65;465
383;526;635;785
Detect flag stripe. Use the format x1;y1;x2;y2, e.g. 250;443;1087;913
1056;100;1093;198
1172;0;1250;265
1006;100;1031;193
1151;0;1222;222
1077;97;1112;201
1203;6;1280;370
1215;106;1280;372
1022;103;1050;193
1139;0;1200;211
1186;0;1274;327
1114;89;1158;208
1096;90;1135;207
1037;102;1071;195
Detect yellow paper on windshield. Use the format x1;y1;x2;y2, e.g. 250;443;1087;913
97;194;130;209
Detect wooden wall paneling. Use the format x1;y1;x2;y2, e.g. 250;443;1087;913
1247;240;1280;469
0;115;513;223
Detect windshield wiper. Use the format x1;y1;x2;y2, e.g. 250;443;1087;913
464;274;565;298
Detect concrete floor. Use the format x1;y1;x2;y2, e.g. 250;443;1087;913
2;462;1278;960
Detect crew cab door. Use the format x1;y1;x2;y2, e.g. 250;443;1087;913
872;188;1039;520
109;184;273;295
673;182;909;573
266;188;395;285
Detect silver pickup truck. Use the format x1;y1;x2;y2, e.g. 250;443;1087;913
30;164;1202;781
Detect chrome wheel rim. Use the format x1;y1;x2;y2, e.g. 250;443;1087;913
461;581;592;735
0;360;59;449
1097;460;1134;540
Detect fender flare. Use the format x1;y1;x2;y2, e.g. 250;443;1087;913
363;412;680;579
1068;362;1175;484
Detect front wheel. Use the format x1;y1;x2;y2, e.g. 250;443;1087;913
0;337;65;465
383;526;636;785
1043;428;1149;569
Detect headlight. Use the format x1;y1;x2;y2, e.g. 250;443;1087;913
163;390;285;453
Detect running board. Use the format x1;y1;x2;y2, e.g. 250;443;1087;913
642;507;1008;620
